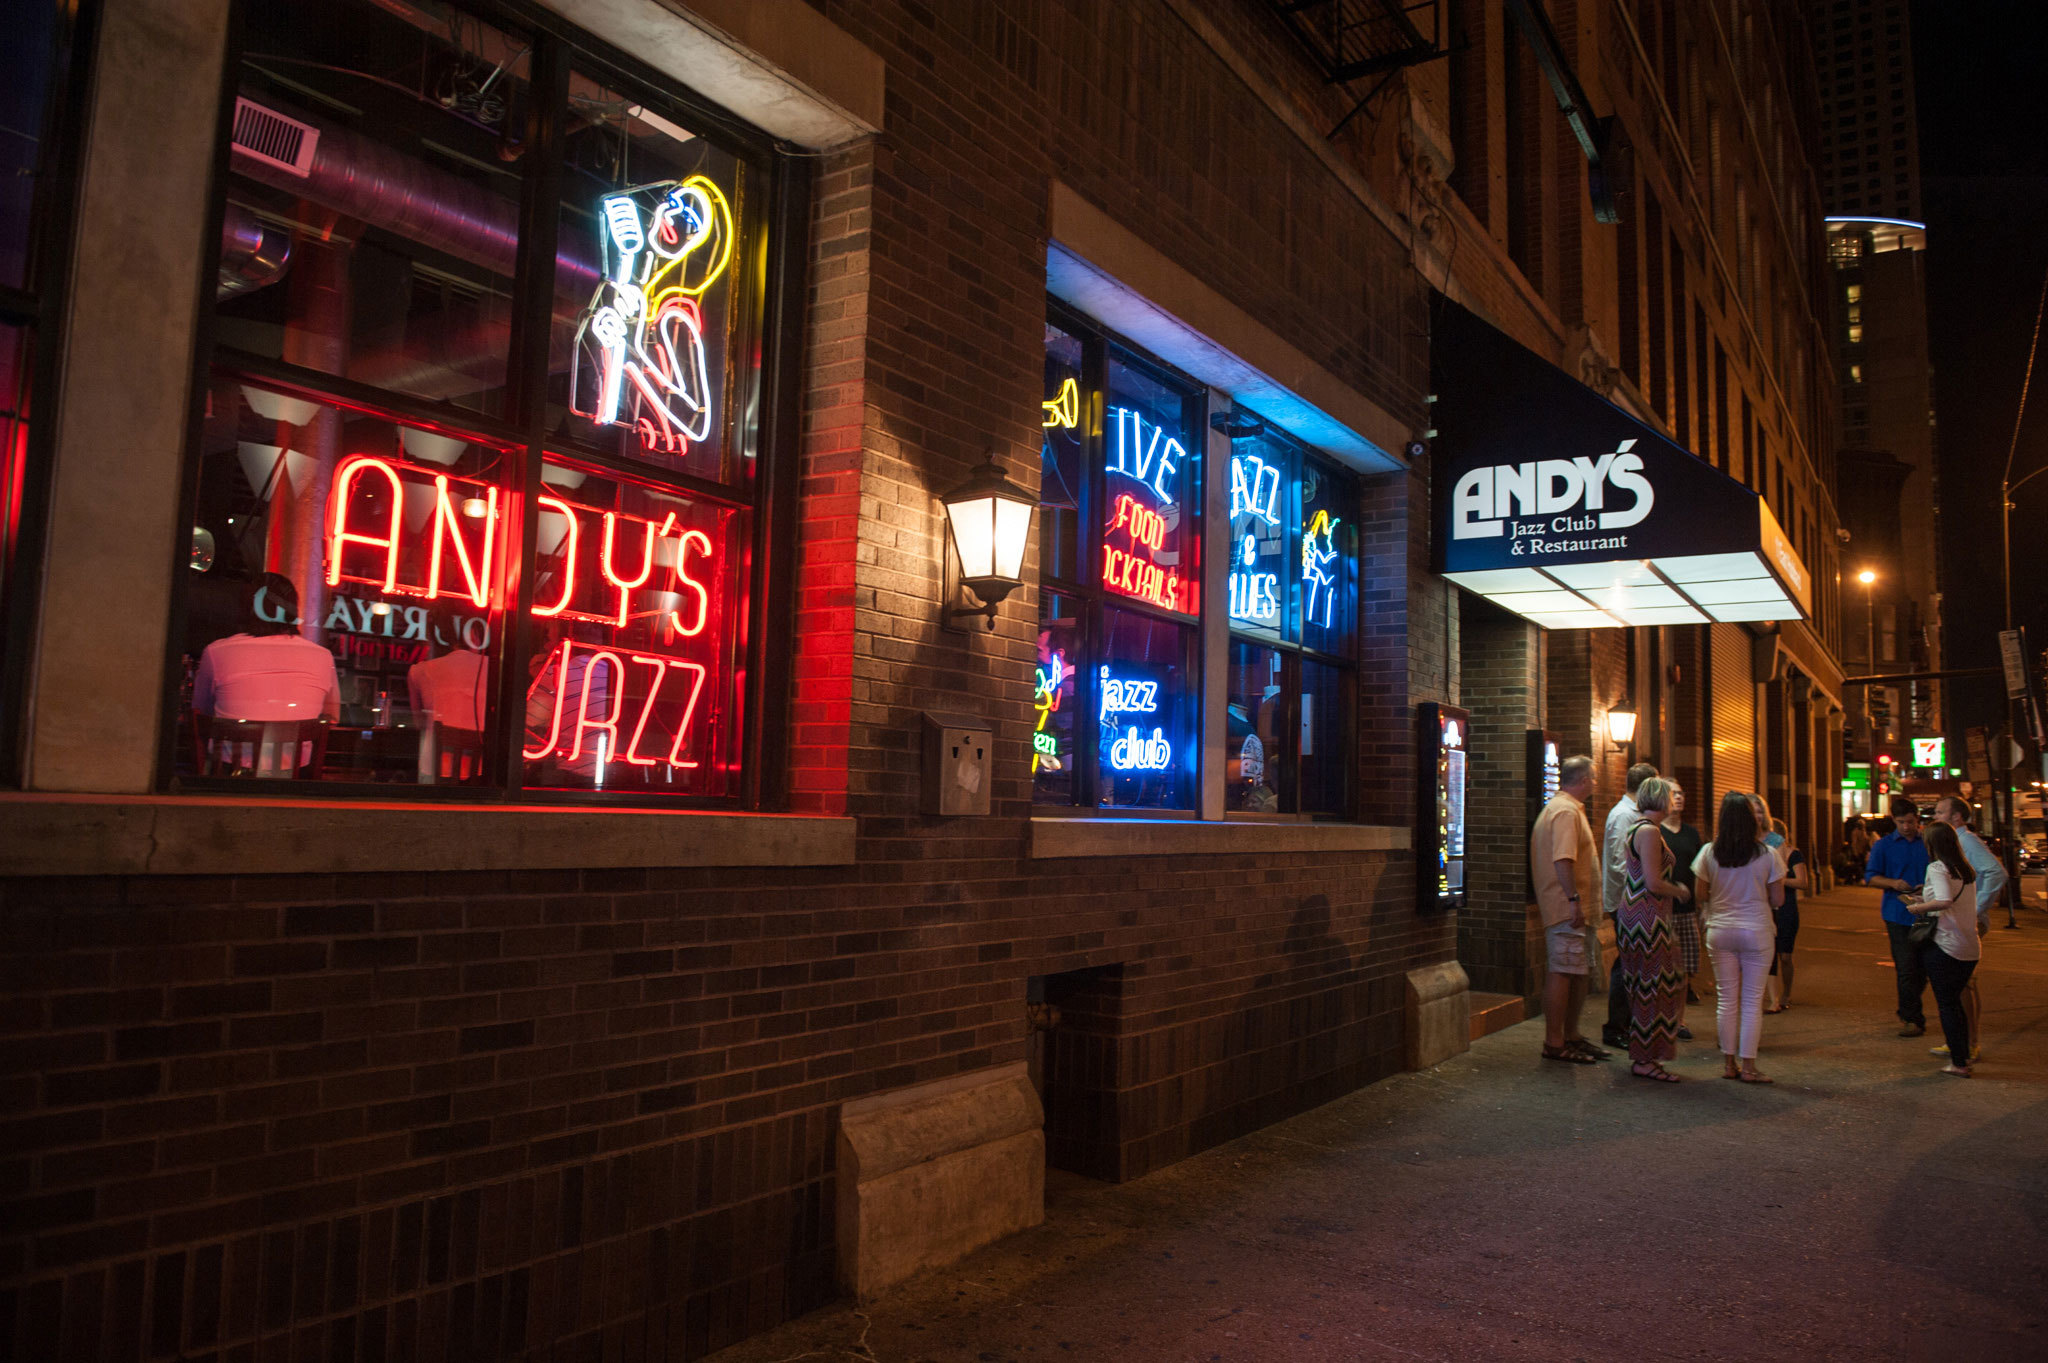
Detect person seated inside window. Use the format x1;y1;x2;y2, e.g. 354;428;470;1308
192;573;341;723
409;606;490;782
407;607;489;735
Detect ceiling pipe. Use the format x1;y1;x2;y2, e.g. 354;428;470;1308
228;96;601;299
217;203;293;298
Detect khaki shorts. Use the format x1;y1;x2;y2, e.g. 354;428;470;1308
1545;919;1593;976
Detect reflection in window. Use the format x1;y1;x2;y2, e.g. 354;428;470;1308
1227;640;1284;813
217;0;530;417
179;379;513;784
1031;592;1081;805
1222;412;1356;816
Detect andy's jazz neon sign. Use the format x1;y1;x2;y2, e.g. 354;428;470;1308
325;454;723;773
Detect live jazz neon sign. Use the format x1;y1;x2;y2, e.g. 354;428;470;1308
1100;409;1192;613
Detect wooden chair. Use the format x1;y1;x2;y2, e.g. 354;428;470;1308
420;724;487;784
193;716;330;779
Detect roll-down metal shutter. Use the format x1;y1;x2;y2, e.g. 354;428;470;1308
1709;623;1758;820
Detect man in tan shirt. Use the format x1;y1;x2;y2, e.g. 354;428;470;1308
1533;754;1608;1062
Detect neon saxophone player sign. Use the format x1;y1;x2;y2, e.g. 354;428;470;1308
569;177;735;455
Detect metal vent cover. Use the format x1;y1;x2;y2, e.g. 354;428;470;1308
231;97;319;177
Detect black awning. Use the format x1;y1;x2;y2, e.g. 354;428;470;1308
1429;297;1810;629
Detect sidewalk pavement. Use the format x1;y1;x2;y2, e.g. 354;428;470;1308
709;886;2048;1363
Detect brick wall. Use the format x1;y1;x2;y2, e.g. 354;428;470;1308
0;1;1454;1357
1456;597;1544;1000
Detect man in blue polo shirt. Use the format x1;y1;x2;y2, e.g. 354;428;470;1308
1865;795;1932;1035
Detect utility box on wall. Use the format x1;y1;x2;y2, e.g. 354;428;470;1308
922;711;993;816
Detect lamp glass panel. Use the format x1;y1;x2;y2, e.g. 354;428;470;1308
1486;590;1594;613
1707;599;1793;622
993;495;1033;580
947;493;996;579
1444;568;1551;594
1654;552;1770;582
1545;560;1659;590
1607;605;1708;625
1677;576;1786;604
1526;609;1624;629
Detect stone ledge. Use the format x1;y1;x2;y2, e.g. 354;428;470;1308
1405;961;1472;1071
838;1063;1044;1299
0;794;856;876
1030;817;1409;860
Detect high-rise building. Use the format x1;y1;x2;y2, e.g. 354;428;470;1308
1811;1;1942;789
1812;0;1923;221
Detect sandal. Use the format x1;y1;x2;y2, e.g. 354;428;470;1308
1940;1065;1972;1079
1737;1069;1774;1084
1763;1004;1787;1014
1543;1043;1597;1065
1567;1038;1614;1061
1631;1062;1680;1083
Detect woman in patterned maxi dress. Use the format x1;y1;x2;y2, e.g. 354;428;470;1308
1620;777;1690;1081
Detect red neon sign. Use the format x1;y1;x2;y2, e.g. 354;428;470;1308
522;639;708;773
532;494;580;618
427;476;497;607
1110;493;1166;553
669;529;714;636
328;456;404;593
1101;544;1190;613
601;511;674;629
324;456;724;631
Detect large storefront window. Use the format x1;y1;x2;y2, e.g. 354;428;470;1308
0;0;89;776
1224;417;1357;815
1034;306;1201;811
172;0;795;803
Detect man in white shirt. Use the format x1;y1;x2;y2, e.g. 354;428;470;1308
1935;795;2006;1062
1600;762;1659;1049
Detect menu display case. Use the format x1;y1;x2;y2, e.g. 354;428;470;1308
1417;702;1470;912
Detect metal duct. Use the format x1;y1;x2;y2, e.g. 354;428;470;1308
217;204;293;298
228;96;600;300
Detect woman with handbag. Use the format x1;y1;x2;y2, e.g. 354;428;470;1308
1908;822;1980;1078
1693;792;1785;1083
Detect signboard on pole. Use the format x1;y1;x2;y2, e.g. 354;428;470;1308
1965;727;1992;784
2001;628;2031;700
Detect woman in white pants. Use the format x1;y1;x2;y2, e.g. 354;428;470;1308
1693;791;1786;1083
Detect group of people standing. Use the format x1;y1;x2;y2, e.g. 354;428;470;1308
1533;761;1998;1083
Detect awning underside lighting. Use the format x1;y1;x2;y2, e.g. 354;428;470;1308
1445;551;1799;629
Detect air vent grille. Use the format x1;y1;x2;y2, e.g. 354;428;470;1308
231;97;319;177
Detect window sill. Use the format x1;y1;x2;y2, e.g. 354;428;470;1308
0;794;855;877
1029;816;1409;859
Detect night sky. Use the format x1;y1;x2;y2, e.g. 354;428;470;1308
1910;0;2048;741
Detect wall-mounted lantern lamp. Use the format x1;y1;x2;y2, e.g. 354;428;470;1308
1606;708;1638;749
940;453;1035;632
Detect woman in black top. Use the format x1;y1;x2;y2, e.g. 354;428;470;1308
1765;818;1810;1011
1660;781;1707;1033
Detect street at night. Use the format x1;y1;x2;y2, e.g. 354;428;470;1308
3;0;2047;1359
